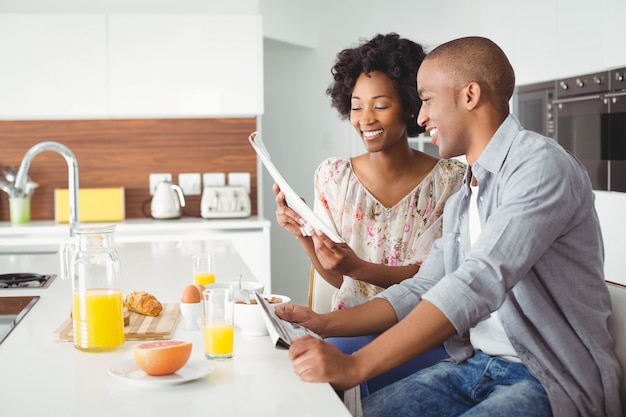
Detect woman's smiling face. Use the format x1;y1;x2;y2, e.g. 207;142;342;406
350;71;411;153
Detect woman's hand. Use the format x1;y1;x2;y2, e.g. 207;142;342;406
275;303;327;336
311;229;364;279
312;229;421;287
273;183;306;237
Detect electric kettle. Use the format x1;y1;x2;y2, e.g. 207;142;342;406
150;181;185;219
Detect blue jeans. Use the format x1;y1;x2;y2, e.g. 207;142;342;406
326;335;449;397
362;350;552;417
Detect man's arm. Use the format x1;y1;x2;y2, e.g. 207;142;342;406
276;297;399;338
351;300;455;385
288;300;456;390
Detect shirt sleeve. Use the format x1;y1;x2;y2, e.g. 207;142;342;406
423;138;588;334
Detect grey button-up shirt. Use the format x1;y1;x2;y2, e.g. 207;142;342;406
378;115;622;416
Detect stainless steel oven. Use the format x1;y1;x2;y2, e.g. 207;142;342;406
553;70;609;190
515;80;555;138
516;67;626;192
553;68;626;191
607;67;626;191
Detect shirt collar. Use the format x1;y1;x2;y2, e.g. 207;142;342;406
471;114;523;181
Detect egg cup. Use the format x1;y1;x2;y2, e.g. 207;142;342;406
179;302;202;331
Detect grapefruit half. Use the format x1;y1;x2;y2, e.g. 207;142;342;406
131;340;192;376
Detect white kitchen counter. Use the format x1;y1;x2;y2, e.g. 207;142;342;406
0;240;350;417
0;216;272;292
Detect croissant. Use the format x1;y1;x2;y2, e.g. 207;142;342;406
125;290;163;316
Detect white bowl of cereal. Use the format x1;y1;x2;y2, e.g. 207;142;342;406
234;294;290;336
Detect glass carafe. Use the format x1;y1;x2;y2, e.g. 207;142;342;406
60;225;124;351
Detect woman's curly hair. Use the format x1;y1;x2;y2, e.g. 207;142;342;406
326;33;426;137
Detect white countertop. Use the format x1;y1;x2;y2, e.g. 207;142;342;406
0;240;350;417
0;216;271;247
0;216;273;293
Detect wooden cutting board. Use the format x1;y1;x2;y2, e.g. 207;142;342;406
53;303;180;342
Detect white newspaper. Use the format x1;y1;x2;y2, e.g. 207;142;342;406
248;132;344;243
254;292;321;349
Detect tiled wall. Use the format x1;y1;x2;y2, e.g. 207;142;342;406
0;118;257;221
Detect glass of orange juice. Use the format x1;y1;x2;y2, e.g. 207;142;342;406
193;253;216;286
203;287;234;359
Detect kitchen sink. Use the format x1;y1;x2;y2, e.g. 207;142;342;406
0;295;39;345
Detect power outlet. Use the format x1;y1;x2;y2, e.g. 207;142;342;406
228;172;251;193
178;172;202;196
149;173;172;195
203;172;226;187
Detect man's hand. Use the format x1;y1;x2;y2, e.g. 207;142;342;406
289;335;362;391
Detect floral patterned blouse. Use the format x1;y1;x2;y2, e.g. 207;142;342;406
313;157;466;311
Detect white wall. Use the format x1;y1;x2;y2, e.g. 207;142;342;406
262;0;626;303
0;0;259;13
260;0;318;48
594;192;626;284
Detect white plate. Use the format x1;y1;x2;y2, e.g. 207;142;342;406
108;360;215;387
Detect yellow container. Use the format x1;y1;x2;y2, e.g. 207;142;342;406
55;188;125;223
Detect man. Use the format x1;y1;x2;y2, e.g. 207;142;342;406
276;36;622;417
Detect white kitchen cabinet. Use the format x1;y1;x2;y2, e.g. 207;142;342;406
0;14;108;119
107;14;263;117
0;13;263;119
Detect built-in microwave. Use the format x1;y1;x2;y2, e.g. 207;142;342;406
514;80;555;138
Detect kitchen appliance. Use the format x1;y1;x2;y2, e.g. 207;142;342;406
151;181;185;219
607;67;626;191
0;295;39;345
200;186;251;218
553;70;610;190
515;80;556;138
0;273;56;289
517;66;626;192
553;67;626;192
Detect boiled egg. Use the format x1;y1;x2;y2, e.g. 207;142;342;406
181;284;202;303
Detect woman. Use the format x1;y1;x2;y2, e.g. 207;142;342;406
274;33;465;395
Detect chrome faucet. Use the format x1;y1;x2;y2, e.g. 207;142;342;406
14;142;79;237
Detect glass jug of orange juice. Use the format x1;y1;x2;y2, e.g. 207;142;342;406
60;225;124;351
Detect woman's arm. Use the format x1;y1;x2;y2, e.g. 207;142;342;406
312;230;420;288
273;183;344;288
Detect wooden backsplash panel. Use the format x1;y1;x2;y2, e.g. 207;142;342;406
0;118;257;221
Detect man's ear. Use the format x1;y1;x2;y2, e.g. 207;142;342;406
465;82;481;110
